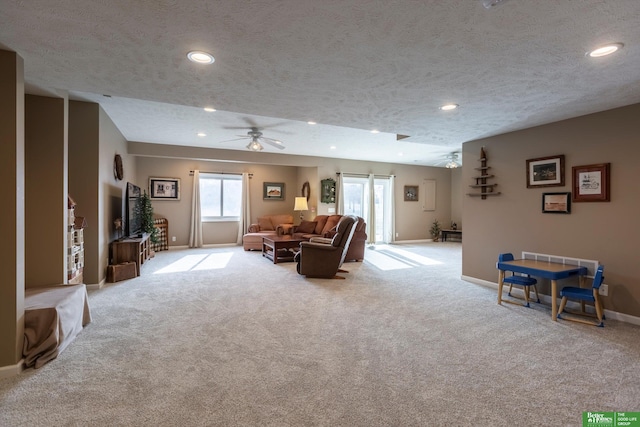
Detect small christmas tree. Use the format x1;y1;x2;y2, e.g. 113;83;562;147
136;191;159;243
430;220;441;242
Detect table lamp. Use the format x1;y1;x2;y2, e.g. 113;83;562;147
294;197;309;222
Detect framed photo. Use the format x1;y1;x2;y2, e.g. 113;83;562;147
149;177;181;200
542;192;571;214
526;155;565;188
263;182;285;200
572;163;610;202
404;185;419;201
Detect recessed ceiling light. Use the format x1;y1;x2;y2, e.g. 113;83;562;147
398;152;404;156
187;51;215;64
204;107;216;112
587;43;624;58
197;132;207;137
440;104;458;111
371;129;380;134
307;121;317;125
330;146;337;150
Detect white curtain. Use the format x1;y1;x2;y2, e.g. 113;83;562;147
236;172;251;244
189;170;203;248
367;173;376;245
336;173;344;215
388;175;396;243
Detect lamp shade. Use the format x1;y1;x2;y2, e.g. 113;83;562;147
294;197;309;211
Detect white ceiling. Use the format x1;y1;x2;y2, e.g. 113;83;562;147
1;0;639;166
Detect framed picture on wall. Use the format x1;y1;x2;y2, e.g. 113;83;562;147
526;155;565;188
404;185;419;201
542;192;571;214
263;182;285;200
149;177;181;200
572;163;610;202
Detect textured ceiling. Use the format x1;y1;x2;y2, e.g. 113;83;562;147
1;0;639;166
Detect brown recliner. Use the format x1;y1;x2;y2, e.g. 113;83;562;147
295;215;357;279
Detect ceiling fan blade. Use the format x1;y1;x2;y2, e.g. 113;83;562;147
261;137;286;150
241;117;261;129
258;121;291;129
217;137;248;143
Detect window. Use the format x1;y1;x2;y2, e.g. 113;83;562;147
199;173;242;221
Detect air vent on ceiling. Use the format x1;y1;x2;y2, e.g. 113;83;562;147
481;0;510;9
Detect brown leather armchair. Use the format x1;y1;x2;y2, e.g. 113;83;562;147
321;216;366;261
295;215;357;279
305;216;366;262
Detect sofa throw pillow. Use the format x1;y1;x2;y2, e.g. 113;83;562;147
257;217;274;231
296;220;317;234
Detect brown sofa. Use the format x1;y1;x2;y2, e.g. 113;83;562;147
290;214;366;262
242;214;294;250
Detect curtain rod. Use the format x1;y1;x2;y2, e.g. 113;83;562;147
336;172;395;178
189;170;253;178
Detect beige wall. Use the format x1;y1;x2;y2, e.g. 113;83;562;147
135;156;298;246
99;107;131;280
296;167;317;222
25;94;67;287
132;142;453;244
69;101;100;283
450;167;462;228
0;50;25;369
69;101;130;285
462;103;640;318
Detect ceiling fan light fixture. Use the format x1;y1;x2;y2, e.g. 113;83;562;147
247;140;263;151
445;160;460;169
587;43;624;58
445;153;460;168
187;50;215;64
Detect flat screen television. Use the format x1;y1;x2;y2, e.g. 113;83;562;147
126;182;142;237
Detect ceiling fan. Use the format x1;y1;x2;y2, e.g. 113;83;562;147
219;127;286;152
435;152;461;169
220;118;287;151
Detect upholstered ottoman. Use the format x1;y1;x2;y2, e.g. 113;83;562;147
243;232;272;251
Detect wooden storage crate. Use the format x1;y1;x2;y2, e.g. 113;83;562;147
106;262;138;283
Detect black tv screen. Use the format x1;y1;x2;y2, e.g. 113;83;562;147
126;182;142;237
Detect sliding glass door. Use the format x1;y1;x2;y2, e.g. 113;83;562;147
341;176;392;243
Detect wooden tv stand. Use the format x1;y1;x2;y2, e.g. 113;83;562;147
110;234;151;276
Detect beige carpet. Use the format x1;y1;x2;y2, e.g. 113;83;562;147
1;243;638;426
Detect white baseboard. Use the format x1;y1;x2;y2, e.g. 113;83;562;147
0;359;24;379
392;239;433;244
168;243;239;250
461;275;640;326
86;277;106;291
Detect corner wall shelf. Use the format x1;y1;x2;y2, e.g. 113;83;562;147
466;147;501;199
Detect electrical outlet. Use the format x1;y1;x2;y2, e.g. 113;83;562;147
599;283;608;296
172;236;176;242
395;232;399;237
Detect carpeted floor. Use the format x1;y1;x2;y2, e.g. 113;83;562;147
1;243;638;426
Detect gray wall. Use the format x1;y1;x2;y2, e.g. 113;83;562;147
462;103;640;318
